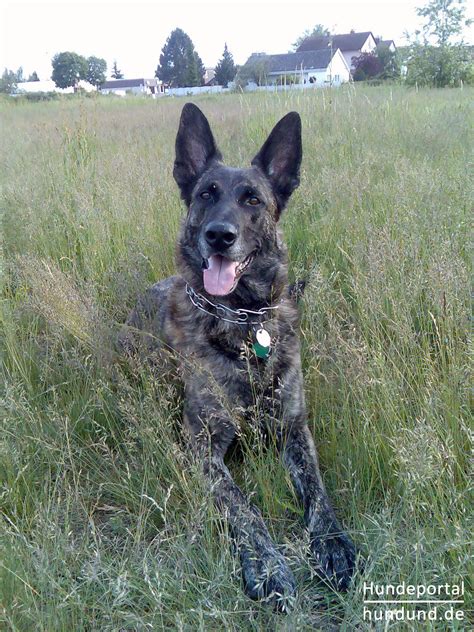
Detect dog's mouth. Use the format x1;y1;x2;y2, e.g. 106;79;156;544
202;254;254;296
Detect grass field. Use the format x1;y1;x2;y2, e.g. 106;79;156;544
1;86;472;630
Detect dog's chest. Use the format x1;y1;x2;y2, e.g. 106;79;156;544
165;287;298;422
191;335;284;412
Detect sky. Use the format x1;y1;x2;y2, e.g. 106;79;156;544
1;0;473;81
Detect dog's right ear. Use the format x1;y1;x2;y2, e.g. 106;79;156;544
173;103;222;206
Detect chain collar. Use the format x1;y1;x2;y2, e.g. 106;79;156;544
185;283;280;325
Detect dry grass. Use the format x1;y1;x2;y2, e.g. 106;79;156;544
1;86;472;630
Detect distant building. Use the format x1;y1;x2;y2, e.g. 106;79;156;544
203;68;217;86
99;78;164;96
375;38;397;53
297;31;378;71
15;80;95;94
243;48;351;86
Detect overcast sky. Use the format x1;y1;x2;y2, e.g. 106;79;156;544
1;0;473;80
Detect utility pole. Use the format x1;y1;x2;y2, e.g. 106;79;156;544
328;38;333;87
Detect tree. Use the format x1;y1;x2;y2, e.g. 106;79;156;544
235;55;269;87
156;28;205;87
406;0;473;86
352;48;401;81
214;43;237;87
416;0;471;46
28;71;40;82
0;67;29;92
111;60;123;79
0;68;18;93
185;46;204;87
406;44;472;86
86;56;107;89
292;24;331;50
52;51;88;90
376;46;402;80
352;53;383;81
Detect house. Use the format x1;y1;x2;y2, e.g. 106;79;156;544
15;80;95;94
297;31;378;71
99;78;164;96
243;48;351;87
375;38;397;53
203;68;217;86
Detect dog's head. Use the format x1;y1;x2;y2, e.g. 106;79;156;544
173;103;302;305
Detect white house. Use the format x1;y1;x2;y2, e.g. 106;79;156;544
203;68;217;86
15;79;95;94
244;48;351;87
297;31;378;71
99;78;164;96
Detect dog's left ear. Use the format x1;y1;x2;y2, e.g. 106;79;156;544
251;112;302;217
173;103;222;206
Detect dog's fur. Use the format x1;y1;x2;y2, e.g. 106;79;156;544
120;104;356;609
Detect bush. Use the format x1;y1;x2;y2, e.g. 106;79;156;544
406;44;474;87
275;74;301;86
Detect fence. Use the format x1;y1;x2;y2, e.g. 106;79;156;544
162;81;342;98
164;85;225;97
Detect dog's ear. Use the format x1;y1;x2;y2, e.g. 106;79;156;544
173;103;222;206
251;112;302;217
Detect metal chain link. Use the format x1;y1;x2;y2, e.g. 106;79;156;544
185;284;280;325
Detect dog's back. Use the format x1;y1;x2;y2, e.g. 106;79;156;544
118;276;178;356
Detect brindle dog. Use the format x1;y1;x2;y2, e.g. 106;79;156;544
120;103;356;610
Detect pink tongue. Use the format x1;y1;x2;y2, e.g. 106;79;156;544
203;255;239;296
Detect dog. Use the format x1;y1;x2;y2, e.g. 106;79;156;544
119;103;356;610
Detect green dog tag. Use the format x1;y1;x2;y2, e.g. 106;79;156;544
252;328;271;358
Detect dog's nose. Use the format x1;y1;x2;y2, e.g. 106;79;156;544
204;221;238;250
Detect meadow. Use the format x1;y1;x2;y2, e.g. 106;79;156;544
1;86;472;630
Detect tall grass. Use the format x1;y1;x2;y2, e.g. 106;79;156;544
1;87;472;630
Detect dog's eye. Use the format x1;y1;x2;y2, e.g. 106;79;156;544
247;196;261;206
200;191;211;200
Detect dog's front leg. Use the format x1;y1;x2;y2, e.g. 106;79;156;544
183;401;296;610
282;422;356;591
203;455;296;609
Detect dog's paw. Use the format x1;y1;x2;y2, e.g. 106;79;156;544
240;548;296;612
310;527;356;591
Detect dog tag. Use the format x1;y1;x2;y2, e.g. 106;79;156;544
253;328;271;358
